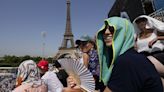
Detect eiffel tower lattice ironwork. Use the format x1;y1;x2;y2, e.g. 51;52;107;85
54;0;77;60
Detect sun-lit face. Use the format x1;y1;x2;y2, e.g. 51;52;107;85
103;26;114;47
81;42;93;53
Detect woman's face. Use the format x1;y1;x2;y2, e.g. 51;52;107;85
103;26;114;47
81;42;93;53
137;21;147;31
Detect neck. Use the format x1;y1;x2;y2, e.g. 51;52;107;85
140;29;153;38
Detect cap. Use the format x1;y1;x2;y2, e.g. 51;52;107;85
37;59;49;71
80;35;92;41
76;35;93;43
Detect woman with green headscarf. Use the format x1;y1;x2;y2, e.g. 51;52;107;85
96;17;163;92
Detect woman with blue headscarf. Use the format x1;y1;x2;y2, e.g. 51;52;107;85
96;17;163;92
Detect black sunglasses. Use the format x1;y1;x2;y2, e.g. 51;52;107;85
102;25;114;34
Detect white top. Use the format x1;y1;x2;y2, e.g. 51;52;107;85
136;32;164;53
79;56;84;64
76;49;84;64
41;71;63;92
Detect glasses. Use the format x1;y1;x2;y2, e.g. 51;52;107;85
102;25;114;34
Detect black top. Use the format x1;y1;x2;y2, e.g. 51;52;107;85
107;48;163;92
56;69;68;87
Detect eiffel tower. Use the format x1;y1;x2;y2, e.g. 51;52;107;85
54;0;77;60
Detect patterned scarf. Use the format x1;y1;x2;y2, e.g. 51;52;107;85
16;60;41;87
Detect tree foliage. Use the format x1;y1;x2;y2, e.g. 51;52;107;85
0;55;53;67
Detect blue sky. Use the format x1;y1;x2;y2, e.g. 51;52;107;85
154;0;164;10
0;0;114;57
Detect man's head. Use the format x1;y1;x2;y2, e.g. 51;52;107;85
37;59;49;75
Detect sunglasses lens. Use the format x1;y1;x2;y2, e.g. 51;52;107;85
102;26;114;34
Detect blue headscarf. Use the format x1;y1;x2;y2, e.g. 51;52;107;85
96;17;135;85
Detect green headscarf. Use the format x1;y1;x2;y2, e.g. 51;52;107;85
96;17;135;85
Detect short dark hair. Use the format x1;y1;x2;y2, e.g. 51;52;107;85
75;40;81;46
53;60;61;68
135;17;147;24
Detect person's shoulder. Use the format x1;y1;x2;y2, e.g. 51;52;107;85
83;53;89;58
42;71;57;79
13;81;47;92
116;48;148;65
48;71;57;76
12;84;29;92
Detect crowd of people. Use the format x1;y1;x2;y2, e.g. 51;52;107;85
12;59;84;92
1;15;162;92
0;74;16;92
68;15;164;92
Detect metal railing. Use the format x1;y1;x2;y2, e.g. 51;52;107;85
149;7;164;22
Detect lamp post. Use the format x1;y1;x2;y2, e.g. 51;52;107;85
41;31;47;60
